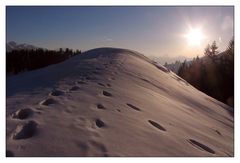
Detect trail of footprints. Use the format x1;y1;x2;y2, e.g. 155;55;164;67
11;107;37;140
95;78;218;155
8;67;221;156
8;68;115;156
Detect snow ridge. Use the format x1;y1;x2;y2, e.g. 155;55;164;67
6;47;233;156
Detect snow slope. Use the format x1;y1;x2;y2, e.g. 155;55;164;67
6;48;233;156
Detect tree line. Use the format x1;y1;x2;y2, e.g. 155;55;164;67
7;48;81;75
178;39;234;107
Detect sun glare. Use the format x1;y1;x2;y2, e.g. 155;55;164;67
185;28;205;46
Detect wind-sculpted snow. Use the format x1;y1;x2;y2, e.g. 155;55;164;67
6;48;233;156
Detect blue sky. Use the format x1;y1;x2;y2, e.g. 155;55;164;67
6;6;233;57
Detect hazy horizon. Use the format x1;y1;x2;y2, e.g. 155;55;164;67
6;6;233;58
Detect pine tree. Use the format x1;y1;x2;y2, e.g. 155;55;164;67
204;44;211;57
204;41;218;60
226;38;234;57
164;62;168;67
178;60;187;77
210;41;218;56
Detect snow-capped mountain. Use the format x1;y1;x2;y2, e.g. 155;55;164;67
150;55;191;65
151;55;192;74
6;48;233;156
164;61;183;74
6;41;43;52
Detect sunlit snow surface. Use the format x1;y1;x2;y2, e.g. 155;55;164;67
6;48;233;156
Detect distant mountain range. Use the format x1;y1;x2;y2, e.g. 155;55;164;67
150;55;192;74
150;55;192;65
162;51;226;74
6;41;44;52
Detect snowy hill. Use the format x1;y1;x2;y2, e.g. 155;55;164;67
6;41;43;52
6;48;233;156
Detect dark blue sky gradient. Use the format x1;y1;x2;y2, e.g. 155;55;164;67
6;6;234;57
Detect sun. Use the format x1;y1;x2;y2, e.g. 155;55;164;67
185;28;205;46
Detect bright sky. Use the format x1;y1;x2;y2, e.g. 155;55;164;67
6;6;233;58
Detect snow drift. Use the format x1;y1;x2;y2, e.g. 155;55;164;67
6;48;233;156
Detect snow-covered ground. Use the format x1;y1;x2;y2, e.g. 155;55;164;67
6;48;233;156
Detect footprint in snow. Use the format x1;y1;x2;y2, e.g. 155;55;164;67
12;108;33;120
214;129;222;136
12;121;38;140
50;89;65;96
187;139;215;154
96;104;106;110
75;81;87;85
69;85;81;91
39;98;58;106
98;83;105;87
126;103;141;111
95;118;105;128
148;120;166;131
102;90;112;97
108;77;115;81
